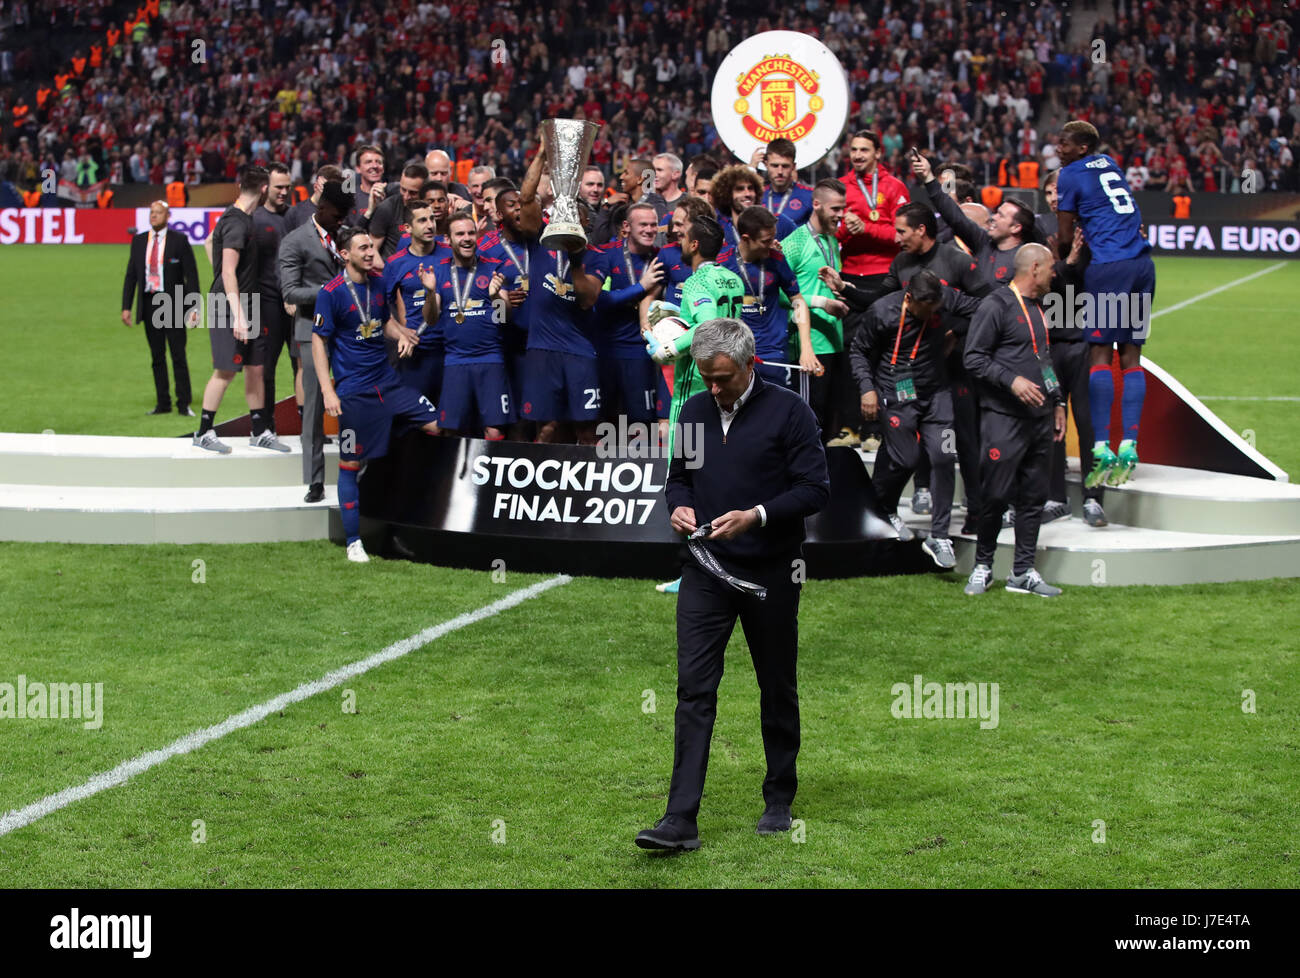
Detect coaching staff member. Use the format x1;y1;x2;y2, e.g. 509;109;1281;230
963;244;1065;598
635;318;830;852
122;200;200;415
280;180;352;502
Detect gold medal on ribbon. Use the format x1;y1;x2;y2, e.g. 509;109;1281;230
869;209;879;222
455;312;465;324
360;318;379;339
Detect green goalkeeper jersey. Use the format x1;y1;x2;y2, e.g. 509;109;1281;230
668;261;745;457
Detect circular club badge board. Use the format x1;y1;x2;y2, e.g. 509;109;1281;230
711;31;850;170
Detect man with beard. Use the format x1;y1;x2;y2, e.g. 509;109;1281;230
477;185;534;437
385;199;449;407
911;152;1037;291
829;130;909;449
518;143;605;444
285;163;344;233
420;212;515;438
589;202;666;427
720;207;816;391
756;138;814;228
367;162;429;261
711;164;796;251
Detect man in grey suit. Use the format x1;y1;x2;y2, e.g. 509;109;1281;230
279;181;352;502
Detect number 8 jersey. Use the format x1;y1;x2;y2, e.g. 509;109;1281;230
1056;153;1151;263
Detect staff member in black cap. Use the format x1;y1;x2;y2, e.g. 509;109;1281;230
635;318;830;852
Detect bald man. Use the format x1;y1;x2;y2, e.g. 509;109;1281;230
423;149;471;203
122;200;201;415
962;244;1065;597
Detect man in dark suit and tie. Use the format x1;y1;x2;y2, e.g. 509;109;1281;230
121;200;201;415
635;318;830;851
279;181;352;502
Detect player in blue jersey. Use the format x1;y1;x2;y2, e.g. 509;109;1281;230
589;202;665;426
416;211;517;438
515;139;605;444
756;138;815;228
384;199;449;406
476;183;534;439
394;180;452;254
720;206;819;390
1055;120;1156;487
312;227;439;563
712;164;797;252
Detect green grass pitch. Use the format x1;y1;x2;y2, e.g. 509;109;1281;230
0;247;1296;887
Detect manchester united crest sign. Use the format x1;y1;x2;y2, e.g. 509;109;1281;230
712;31;849;169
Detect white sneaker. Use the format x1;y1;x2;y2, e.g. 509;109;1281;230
193;430;231;454
346;540;370;563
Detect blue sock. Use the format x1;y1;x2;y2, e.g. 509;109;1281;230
1121;367;1145;444
338;466;361;544
1088;364;1115;447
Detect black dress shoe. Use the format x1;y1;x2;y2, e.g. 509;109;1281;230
634;815;701;851
960;520;979;536
146;405;171;415
304;482;325;503
756;804;793;835
177;405;196;417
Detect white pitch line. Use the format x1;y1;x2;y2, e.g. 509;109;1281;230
1151;261;1287;319
0;574;572;839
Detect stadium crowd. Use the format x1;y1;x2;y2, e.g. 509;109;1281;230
3;0;1294;199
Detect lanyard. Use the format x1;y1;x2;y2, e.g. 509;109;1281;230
499;236;528;277
556;248;568;282
890;298;925;366
812;230;835;267
767;187;791;216
451;262;475;318
342;275;371;330
736;256;762;299
623;246;639;283
856;167;879;211
1009;282;1048;355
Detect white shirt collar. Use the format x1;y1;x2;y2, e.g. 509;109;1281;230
716;370;756;420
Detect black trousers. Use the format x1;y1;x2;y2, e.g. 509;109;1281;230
1049;340;1103;503
807;351;840;442
910;358;982;519
839;272;889;433
975;410;1053;574
667;557;802;823
872;389;956;536
142;306;190;409
260;295;297;423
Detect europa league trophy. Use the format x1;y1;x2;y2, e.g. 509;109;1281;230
539;118;600;252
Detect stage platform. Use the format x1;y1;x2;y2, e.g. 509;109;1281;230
0;432;337;544
0;430;1296;586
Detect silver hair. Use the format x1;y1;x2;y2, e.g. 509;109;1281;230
690;318;755;367
469;164;496;179
654;152;683;175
